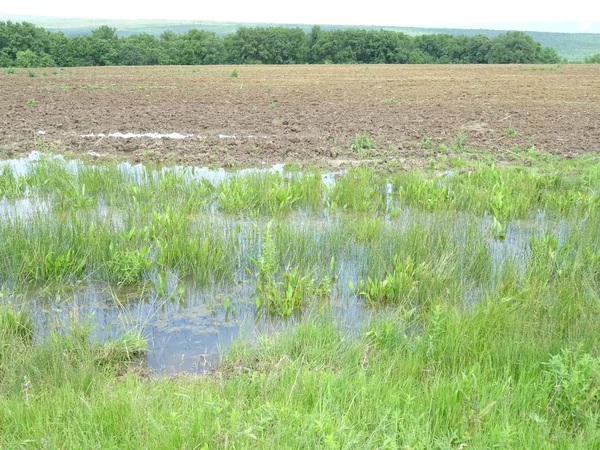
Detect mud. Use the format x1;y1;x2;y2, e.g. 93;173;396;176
1;64;598;167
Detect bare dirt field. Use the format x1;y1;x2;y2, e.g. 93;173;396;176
1;64;598;167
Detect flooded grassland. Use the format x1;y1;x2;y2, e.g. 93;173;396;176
1;150;600;447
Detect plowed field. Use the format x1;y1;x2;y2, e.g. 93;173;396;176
1;64;598;166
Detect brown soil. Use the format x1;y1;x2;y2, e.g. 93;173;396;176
1;64;598;167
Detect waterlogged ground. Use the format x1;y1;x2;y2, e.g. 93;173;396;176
2;149;600;447
0;151;595;374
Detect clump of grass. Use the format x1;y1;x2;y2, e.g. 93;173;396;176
268;101;277;109
330;167;386;213
0;166;27;199
94;331;147;367
255;264;315;316
0;305;33;342
349;134;374;157
452;130;466;151
106;245;152;285
4;66;15;75
230;68;239;78
253;224;333;316
357;254;453;308
27;70;36;78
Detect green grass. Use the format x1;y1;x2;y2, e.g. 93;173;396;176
1;294;599;447
349;134;375;157
1;150;600;447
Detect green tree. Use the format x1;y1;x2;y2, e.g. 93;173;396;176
0;21;51;60
118;44;144;65
174;29;224;65
535;46;561;64
48;32;70;66
15;49;39;67
0;20;566;67
488;31;538;64
465;35;492;63
122;33;165;65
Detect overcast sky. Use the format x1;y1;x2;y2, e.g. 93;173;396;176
2;0;599;31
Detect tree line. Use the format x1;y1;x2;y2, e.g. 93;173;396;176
0;21;563;68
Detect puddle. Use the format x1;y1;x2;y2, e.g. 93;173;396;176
19;256;366;375
0;196;51;222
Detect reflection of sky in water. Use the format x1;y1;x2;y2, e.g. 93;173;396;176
0;153;574;374
20;279;368;376
0;151;339;188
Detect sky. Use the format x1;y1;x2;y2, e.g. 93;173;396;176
2;0;600;32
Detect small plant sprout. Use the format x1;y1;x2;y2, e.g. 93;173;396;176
505;124;518;136
491;215;508;240
420;136;433;149
26;98;37;106
28;70;36;77
4;67;15;75
230;69;239;78
268;101;277;109
382;97;397;103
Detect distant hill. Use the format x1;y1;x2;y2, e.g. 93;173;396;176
2;15;599;61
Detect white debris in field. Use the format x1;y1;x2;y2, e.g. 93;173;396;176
78;132;269;140
36;130;46;135
81;132;193;139
218;134;268;139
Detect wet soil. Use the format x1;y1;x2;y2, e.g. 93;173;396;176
1;64;598;167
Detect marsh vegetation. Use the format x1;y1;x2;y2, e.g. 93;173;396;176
1;150;600;447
